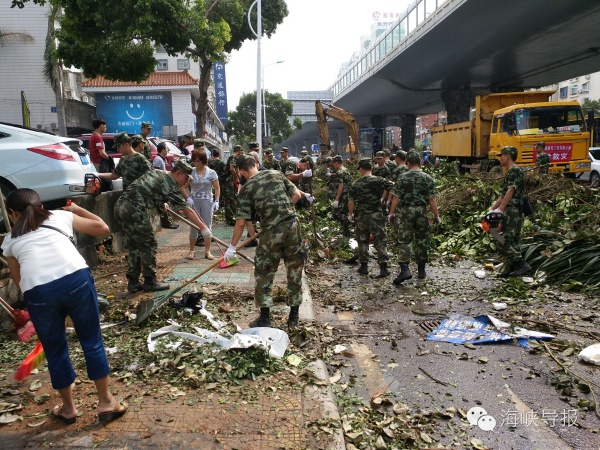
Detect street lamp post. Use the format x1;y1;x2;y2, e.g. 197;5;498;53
247;0;262;161
262;60;284;142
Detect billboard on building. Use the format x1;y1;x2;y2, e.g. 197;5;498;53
95;92;173;137
213;62;228;126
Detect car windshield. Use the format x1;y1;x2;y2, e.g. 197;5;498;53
514;106;585;135
589;148;600;160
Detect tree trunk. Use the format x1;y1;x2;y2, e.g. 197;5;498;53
194;58;213;138
46;5;67;136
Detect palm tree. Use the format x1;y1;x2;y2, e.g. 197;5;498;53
43;4;67;136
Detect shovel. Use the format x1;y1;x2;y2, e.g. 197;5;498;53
135;232;260;325
308;177;325;248
165;206;255;266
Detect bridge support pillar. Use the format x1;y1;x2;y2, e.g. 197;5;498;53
441;89;475;124
399;114;416;151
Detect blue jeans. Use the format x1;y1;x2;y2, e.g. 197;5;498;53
23;269;110;389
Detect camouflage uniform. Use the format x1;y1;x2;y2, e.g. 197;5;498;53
499;165;524;266
536;152;551;174
349;175;392;264
237;170;304;308
330;167;352;236
372;163;390;180
208;157;228;209
263;158;280;171
140;136;153;162
385;160;397;179
326;166;338;200
392;164;409;183
280;159;296;177
391;170;436;264
112;152;152;189
223;153;240;225
114;171;190;281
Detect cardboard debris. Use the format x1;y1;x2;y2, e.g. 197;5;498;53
426;314;554;348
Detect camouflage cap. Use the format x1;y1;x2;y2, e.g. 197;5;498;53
500;146;518;158
375;151;385;158
332;155;343;163
300;150;309;156
264;148;273;155
324;156;333;163
173;159;194;179
112;132;131;148
194;139;205;147
280;147;289;153
536;141;545;148
395;150;407;160
248;142;259;149
233;145;242;152
141;122;152;129
130;134;143;144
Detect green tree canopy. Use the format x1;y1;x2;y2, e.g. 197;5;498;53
582;98;600;114
225;91;293;146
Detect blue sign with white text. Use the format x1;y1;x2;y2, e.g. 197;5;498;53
213;62;228;126
95;92;173;137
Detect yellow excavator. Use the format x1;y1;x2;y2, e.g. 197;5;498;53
315;100;360;160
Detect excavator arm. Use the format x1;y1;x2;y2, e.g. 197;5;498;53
315;100;360;159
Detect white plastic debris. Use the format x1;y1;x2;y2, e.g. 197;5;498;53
492;302;507;311
522;277;534;283
578;343;600;366
474;270;486;279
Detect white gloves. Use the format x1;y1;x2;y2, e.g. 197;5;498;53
347;213;354;223
433;215;441;225
224;244;237;262
212;200;219;212
325;171;332;177
332;200;339;208
302;169;313;178
304;193;315;203
490;208;503;216
387;213;395;223
163;202;170;211
186;197;194;207
200;227;212;239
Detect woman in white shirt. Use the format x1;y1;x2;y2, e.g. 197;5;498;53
1;189;127;425
186;149;220;260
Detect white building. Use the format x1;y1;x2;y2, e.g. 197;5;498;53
546;73;600;105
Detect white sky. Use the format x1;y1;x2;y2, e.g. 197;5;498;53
225;0;413;111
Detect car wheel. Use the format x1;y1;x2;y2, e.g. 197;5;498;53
591;171;600;187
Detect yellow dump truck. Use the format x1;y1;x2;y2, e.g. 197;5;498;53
431;91;591;175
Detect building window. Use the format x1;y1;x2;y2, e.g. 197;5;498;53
177;59;190;70
559;87;568;98
570;85;578;95
156;59;168;71
581;82;589;93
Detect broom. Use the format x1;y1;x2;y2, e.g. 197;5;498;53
0;296;37;342
14;341;45;381
213;240;239;268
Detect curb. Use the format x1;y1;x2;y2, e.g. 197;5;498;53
300;271;346;450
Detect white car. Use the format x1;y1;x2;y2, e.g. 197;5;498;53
584;148;600;185
0;122;92;202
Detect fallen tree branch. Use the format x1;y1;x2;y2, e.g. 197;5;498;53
418;366;448;386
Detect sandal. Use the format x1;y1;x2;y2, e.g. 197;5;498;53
98;400;128;423
204;252;215;260
187;251;195;260
52;405;77;425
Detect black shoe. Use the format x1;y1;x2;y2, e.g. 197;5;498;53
249;308;271;328
393;263;412;285
417;263;426;279
127;278;143;293
379;263;390;278
195;237;205;247
162;222;179;229
344;254;359;265
287;306;299;329
358;262;368;275
508;259;532;277
142;277;169;292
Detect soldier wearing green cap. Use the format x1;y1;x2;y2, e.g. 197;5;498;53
535;141;550;174
114;159;212;293
262;148;280;171
140;122;153;161
330;154;352;236
489;146;531;277
97;132;152;190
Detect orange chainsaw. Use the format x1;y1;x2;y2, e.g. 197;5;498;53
480;211;504;244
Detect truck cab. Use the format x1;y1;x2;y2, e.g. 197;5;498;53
489;102;591;174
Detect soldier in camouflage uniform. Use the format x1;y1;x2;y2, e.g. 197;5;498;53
388;151;440;284
373;151;391;213
223;155;310;329
208;148;228;211
383;148;396;175
535;141;551;174
286;157;313;210
98;133;152;189
348;158;393;277
490;146;531;277
223;145;242;225
392;150;408;182
279;147;296;176
262;148;280;171
330;155;352;236
139;122;153;161
114;160;212;293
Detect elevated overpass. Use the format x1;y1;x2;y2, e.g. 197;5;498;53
280;0;600;154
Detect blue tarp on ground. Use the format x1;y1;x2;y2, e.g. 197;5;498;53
427;314;554;348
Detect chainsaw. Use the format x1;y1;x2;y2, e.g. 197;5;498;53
480;211;504;244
